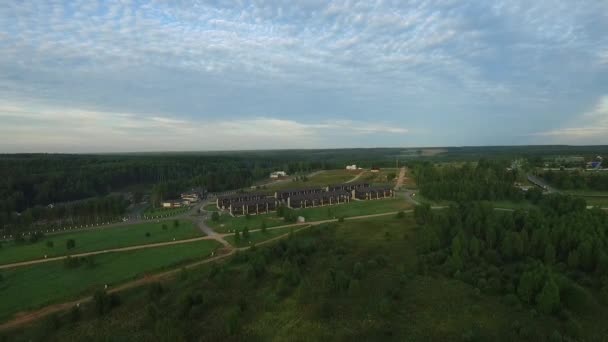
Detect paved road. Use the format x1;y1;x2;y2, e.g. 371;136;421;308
527;174;559;194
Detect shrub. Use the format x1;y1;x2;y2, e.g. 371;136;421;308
338;216;345;223
211;211;220;222
69;306;81;323
148;282;164;301
145;232;151;237
46;240;54;248
93;290;120;316
173;220;179;228
396;211;405;219
66;239;76;250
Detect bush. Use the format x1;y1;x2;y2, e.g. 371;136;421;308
93;290;120;316
69;306;81;323
211;211;220;222
46;240;54;248
66;239;76;250
396;211;405;219
173;220;179;228
338;216;345;223
145;232;151;237
148;282;164;301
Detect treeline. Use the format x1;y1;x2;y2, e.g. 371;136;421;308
1;195;129;234
540;170;608;191
412;159;523;201
416;194;608;321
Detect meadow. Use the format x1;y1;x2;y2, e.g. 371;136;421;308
225;225;297;248
143;206;190;218
0;220;201;265
262;169;363;191
0;239;220;322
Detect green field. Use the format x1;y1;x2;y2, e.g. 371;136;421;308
0;220;201;265
207;198;411;233
143;206;190;218
262;169;363;191
0;239;220;322
203;203;219;211
225;226;296;248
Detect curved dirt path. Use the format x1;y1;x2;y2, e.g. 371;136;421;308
345;170;367;183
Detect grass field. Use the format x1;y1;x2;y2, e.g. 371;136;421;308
262;169;362;191
17;215;607;341
207;198;411;233
225;226;295;248
143;206;190;218
0;220;201;265
359;168;398;184
0;239;220;322
203;203;219;211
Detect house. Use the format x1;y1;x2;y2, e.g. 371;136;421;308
327;183;370;192
287;190;351;209
352;186;394;200
270;171;288;179
275;188;325;201
229;198;278;216
216;193;267;210
162;200;184;208
346;164;357;170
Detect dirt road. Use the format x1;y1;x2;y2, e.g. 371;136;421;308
345;170;367;183
394;167;406;190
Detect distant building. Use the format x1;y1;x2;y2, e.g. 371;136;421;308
346;164;357;170
371;167;381;173
162;200;184;208
352;186;394;200
270;171;288;179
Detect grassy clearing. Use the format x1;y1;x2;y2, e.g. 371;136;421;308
0;239;220;322
143;206;190;218
203;203;219;211
263;169;362;191
207;198;411;233
359;168;398;184
225;226;295;248
0;220;201;265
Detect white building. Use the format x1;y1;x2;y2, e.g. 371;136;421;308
346;164;357;170
270;171;288;179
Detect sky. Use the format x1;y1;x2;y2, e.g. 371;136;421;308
1;0;608;153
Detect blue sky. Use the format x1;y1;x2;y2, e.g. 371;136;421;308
1;0;607;152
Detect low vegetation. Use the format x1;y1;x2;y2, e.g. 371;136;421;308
6;214;607;341
0;220;200;265
0;239;220;322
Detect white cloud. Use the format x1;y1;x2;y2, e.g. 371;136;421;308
533;95;608;141
0;101;409;152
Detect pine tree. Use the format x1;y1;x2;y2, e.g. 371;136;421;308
544;244;556;265
536;278;560;314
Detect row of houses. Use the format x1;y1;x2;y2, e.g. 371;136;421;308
216;182;394;216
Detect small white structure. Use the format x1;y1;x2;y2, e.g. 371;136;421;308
270;171;288;179
346;164;357;170
297;216;306;223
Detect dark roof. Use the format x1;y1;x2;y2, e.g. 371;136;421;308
230;198;278;207
276;188;325;194
355;185;393;192
217;192;267;200
289;190;350;201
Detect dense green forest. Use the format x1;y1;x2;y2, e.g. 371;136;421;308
412;160;524;202
539;170;608;191
415;194;608;339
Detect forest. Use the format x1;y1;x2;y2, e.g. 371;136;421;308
412;159;524;202
539;170;608;191
415;194;608;335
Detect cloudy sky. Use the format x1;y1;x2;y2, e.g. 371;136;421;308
1;0;607;152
